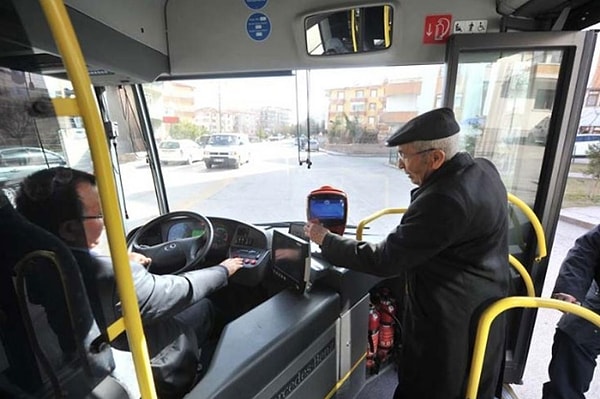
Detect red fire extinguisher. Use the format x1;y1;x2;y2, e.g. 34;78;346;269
367;288;397;374
366;305;380;372
376;295;396;362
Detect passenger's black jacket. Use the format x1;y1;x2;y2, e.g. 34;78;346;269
320;152;509;399
553;225;600;341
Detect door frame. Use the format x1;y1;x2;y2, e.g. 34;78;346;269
444;30;597;383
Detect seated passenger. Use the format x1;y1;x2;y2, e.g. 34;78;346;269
15;167;243;398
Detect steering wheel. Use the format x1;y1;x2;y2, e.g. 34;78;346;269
127;211;214;275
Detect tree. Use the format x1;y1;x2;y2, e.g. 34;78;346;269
585;143;600;199
343;113;362;143
0;100;34;146
169;120;207;140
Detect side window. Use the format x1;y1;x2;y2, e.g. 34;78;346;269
3;149;28;166
45;152;63;163
27;150;47;166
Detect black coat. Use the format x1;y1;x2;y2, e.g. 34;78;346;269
553;225;600;342
320;152;509;399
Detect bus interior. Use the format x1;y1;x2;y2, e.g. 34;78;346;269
2;0;600;398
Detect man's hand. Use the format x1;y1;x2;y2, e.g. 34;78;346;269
304;220;330;246
551;292;581;305
129;251;152;267
220;257;244;276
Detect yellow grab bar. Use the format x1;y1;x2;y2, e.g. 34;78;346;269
466;297;600;399
508;255;535;297
39;1;156;397
507;193;547;262
355;208;407;240
355;193;543;297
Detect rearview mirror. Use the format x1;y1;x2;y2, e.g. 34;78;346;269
305;5;393;56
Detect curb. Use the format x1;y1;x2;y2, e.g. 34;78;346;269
558;214;596;230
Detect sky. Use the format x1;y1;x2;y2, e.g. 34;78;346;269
190;65;441;122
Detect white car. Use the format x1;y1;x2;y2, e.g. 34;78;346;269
204;133;251;169
158;139;204;165
0;146;67;184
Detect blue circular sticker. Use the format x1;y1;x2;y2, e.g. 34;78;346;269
244;0;267;10
246;13;271;41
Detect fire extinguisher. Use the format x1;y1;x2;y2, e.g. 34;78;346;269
376;293;396;363
366;304;380;373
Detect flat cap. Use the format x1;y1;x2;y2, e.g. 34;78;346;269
386;107;460;147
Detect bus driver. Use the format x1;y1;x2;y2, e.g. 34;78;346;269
15;167;244;398
304;107;510;399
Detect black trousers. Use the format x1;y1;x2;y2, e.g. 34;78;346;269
542;327;600;399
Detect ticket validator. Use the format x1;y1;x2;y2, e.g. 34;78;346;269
306;185;348;235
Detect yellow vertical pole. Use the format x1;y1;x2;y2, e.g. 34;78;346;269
38;1;156;397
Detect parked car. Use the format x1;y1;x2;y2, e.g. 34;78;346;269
203;133;251;169
158;139;204;165
527;116;550;145
572;133;600;157
0;146;67;183
303;138;320;152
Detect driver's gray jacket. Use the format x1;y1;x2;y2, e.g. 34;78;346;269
71;248;229;352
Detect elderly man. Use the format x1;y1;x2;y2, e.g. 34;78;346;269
305;107;509;399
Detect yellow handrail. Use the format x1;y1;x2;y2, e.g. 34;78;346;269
466;297;600;399
508;255;536;297
355;208;407;240
39;1;156;397
355;193;544;297
507;193;547;262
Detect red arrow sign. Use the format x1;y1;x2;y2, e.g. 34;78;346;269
423;14;452;44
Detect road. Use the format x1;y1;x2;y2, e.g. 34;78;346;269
117;140;414;234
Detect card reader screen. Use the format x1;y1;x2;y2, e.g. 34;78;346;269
309;198;345;220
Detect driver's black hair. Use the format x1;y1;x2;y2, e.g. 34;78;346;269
16;167;96;238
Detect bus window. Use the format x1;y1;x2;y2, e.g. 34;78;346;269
451;49;564;205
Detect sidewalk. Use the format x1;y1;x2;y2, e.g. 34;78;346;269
559;205;600;229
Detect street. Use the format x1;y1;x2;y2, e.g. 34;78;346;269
117;140;414;234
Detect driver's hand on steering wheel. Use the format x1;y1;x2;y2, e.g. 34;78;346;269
220;257;244;276
129;251;152;267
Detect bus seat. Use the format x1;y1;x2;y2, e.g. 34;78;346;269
0;194;129;398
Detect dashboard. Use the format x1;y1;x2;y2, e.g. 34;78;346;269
134;216;267;251
131;214;270;286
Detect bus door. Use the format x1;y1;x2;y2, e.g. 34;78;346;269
443;30;597;384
